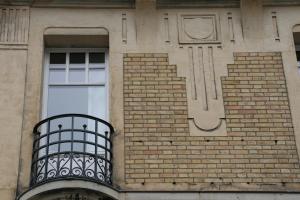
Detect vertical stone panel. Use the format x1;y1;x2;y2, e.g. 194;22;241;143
0;50;27;199
0;7;29;44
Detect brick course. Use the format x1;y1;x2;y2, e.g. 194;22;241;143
123;52;300;188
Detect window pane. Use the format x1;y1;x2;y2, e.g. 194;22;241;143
47;85;107;153
61;131;71;140
48;86;89;117
74;117;88;130
89;68;105;83
47;86;106;118
89;52;105;63
296;51;300;61
70;53;85;64
89;86;106;119
50;53;66;64
49;69;65;83
73;142;84;152
49;144;58;153
69;68;85;83
61;143;71;152
74;131;84;140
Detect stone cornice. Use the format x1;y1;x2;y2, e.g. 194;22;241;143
1;0;300;9
264;0;300;6
157;0;240;8
0;0;135;8
157;0;300;8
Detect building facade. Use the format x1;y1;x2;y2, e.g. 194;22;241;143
1;0;300;199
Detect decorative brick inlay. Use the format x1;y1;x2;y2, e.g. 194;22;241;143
123;52;300;187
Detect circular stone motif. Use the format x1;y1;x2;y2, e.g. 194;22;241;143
183;17;215;40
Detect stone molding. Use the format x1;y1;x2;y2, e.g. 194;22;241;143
17;180;119;200
0;0;135;8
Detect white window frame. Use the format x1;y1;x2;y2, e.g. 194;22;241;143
42;48;109;121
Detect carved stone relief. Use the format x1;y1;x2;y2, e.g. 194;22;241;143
178;13;221;44
122;13;127;44
227;12;235;42
164;13;170;43
175;13;227;135
271;11;280;41
186;46;227;136
0;7;29;45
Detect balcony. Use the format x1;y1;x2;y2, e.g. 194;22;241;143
30;114;114;188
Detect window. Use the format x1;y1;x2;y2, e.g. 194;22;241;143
296;45;300;70
42;48;109;154
293;31;300;73
43;49;108;120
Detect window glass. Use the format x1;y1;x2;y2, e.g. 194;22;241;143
88;86;106;119
50;53;66;64
47;85;106;118
69;68;85;83
89;52;105;63
48;86;89;116
296;51;300;61
70;53;85;64
49;69;65;83
89;68;106;83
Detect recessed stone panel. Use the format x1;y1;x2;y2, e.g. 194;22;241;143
178;14;221;44
0;7;29;45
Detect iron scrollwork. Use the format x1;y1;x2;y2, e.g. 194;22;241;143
30;114;114;187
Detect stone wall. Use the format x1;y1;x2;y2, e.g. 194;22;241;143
123;52;300;189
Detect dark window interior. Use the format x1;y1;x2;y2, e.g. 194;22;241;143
296;50;300;62
293;32;300;64
70;53;85;64
50;53;66;64
89;52;105;63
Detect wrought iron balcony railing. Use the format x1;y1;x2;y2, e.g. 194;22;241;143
30;114;114;187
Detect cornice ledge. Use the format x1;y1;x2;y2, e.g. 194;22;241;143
156;0;240;8
0;0;135;8
263;0;300;6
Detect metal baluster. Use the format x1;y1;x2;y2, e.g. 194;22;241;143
44;120;51;181
94;121;98;180
83;124;87;177
70;116;74;175
35;132;40;183
109;129;113;184
31;131;39;184
56;124;62;177
105;131;108;182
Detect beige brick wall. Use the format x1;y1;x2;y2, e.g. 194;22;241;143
123;52;300;188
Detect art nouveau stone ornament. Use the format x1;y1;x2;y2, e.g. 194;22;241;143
177;13;226;135
185;46;227;136
178;14;220;44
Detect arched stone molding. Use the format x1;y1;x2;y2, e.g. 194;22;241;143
17;180;120;200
